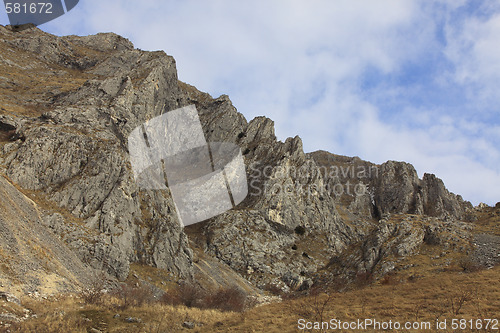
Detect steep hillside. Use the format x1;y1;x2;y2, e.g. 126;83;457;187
0;175;96;297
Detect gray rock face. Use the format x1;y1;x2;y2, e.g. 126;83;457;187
324;214;473;284
0;291;20;305
472;233;500;268
0;25;192;280
180;81;354;290
309;151;473;221
374;163;472;220
199;124;354;289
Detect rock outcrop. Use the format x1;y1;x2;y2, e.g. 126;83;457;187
320;214;474;287
309;151;473;221
183;85;354;290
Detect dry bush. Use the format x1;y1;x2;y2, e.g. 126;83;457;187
80;273;108;305
176;283;208;308
380;272;400;286
111;283;155;309
355;271;374;287
203;287;246;312
458;257;484;273
159;289;183;306
80;286;104;306
449;289;474;315
160;283;246;312
159;282;207;308
307;286;334;332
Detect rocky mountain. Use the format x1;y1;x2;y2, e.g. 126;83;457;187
0;24;481;299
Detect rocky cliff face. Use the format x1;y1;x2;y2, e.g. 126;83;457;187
320;213;474;287
0;25;477;294
309;151;473;221
0;25;193;281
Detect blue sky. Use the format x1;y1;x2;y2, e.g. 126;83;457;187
1;0;499;205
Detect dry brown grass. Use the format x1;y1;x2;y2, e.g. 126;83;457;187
5;291;237;333
4;265;498;332
202;265;500;332
127;262;179;292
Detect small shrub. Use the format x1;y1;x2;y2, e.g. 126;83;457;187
160;282;207;308
160;283;246;312
177;283;207;308
203;287;246;312
81;287;103;305
159;289;182;306
458;258;483;273
80;273;107;305
355;271;374;287
380;272;399;286
449;289;474;315
307;286;333;326
112;283;155;309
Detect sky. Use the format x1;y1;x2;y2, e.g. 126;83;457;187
1;0;499;205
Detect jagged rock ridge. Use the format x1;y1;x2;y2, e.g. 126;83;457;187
309;151;473;221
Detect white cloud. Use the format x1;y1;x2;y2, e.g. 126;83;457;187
444;2;500;107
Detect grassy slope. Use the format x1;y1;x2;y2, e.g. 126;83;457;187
4;265;499;332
